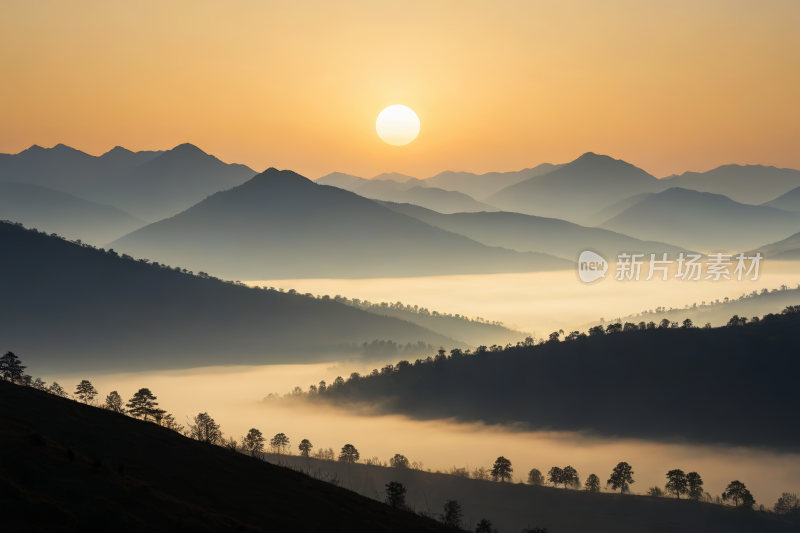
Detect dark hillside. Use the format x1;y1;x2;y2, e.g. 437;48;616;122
0;381;453;533
315;309;800;451
265;454;799;533
0;222;466;374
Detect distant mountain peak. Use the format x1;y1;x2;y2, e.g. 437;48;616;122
103;146;134;156
168;143;208;156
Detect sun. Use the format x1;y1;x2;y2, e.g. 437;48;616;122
375;105;420;146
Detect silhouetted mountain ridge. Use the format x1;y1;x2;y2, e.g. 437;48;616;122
110;168;573;279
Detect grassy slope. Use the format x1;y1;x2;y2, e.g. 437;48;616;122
265;454;799;533
0;381;454;533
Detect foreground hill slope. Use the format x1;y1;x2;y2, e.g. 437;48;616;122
0;381;452;533
600;188;800;252
317;308;800;451
110;169;572;280
661;165;800;205
0;222;465;373
486;153;664;223
267;454;799;533
378;201;689;260
0;182;146;245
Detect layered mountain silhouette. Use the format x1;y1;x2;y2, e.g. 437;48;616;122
378;201;690;260
661;165;800;205
110;169;572;280
599;188;800;252
761;185;800;212
85;143;257;221
424;163;561;200
371;171;419;183
356;182;499;214
584;192;655;227
314;171;368;189
0;222;466;373
0;143;257;222
486;153;663;224
0;143;162;192
748;231;800;260
0;182;146;245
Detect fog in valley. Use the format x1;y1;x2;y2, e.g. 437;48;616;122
248;261;800;334
46;362;800;508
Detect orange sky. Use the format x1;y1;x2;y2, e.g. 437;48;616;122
1;0;798;179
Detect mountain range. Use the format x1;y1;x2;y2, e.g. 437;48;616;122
485;153;663;224
377;201;690;261
0;182;146;245
599;188;800;252
0;143;257;221
661;165;800;205
0;221;466;373
109;169;572;280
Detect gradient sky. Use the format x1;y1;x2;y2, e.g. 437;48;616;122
1;0;798;179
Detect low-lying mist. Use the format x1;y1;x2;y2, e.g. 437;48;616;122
50;362;800;508
247;261;800;334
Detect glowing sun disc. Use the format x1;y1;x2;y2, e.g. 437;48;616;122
376;105;420;146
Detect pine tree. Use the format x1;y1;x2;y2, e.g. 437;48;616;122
0;351;26;383
105;391;125;413
385;481;407;508
298;438;313;457
665;469;688;499
243;429;265;454
491;456;513;482
607;462;635;494
75;380;98;404
270;433;290;454
126;388;159;420
338;444;360;463
585;473;601;493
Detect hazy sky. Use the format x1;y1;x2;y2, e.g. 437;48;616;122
2;1;798;179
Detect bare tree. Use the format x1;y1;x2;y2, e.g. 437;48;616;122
773;492;799;515
186;412;223;445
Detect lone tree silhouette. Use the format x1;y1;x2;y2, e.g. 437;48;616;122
270;433;290;455
187;412;223;444
607;462;635;494
724;480;755;509
242;428;265;454
298;438;313;457
491;456;513;482
441;500;463;529
389;454;410;469
338;444;360;463
475;518;497;533
585;473;601;493
665;469;688;499
126;388;159;421
0;351;26;383
75;380;98;404
104;391;125;413
547;466;563;487
527;468;545;486
687;471;704;500
385;481;407;508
